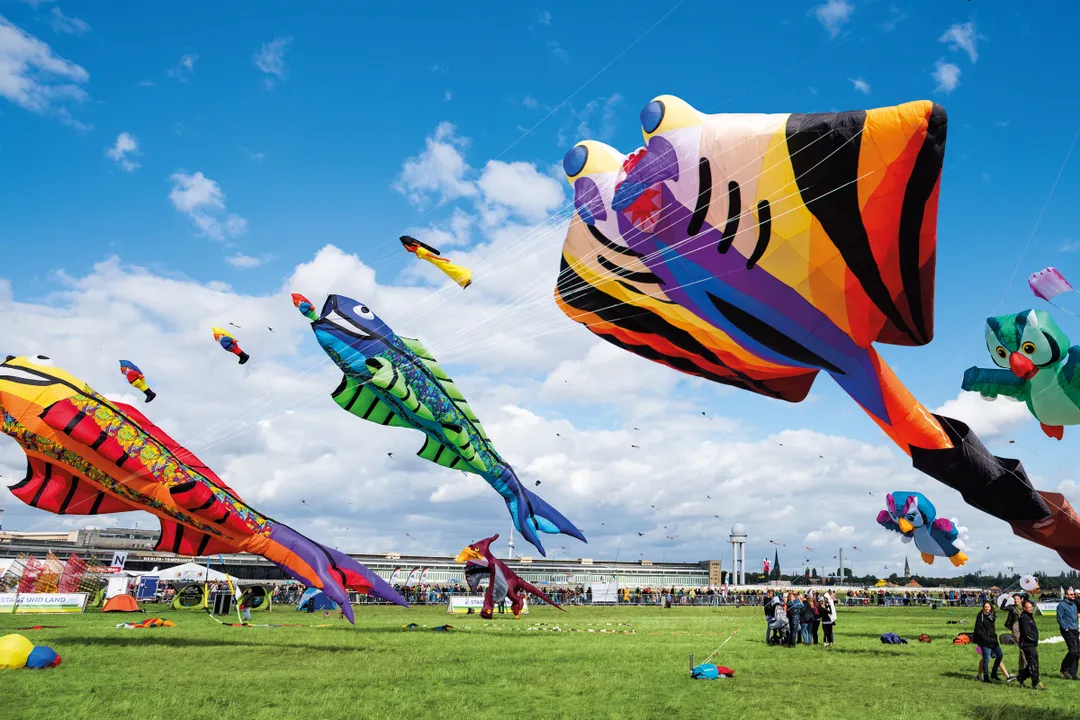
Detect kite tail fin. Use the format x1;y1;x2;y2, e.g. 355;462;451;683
143;388;156;403
522;486;587;543
517;577;568;613
237;351;250;365
265;524;407;624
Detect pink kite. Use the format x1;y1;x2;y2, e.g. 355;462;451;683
1029;267;1075;302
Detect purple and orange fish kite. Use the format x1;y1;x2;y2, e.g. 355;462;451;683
555;94;1080;568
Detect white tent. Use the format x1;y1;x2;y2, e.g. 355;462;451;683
155;562;230;584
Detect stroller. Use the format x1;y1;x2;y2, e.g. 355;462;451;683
768;599;790;645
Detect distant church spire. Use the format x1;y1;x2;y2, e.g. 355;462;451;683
903;556;911;578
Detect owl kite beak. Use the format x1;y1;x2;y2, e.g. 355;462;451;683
898;518;914;534
1009;352;1038;380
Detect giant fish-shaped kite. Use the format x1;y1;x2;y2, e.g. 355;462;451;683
292;293;585;556
455;534;564;618
962;309;1080;440
876;491;967;566
555;94;1080;568
0;355;404;621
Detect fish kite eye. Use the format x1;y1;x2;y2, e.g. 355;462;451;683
358;305;373;319
640;100;665;134
563;144;588;179
996;346;1007;359
1022;342;1036;354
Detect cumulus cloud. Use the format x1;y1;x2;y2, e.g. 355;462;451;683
167;53;198;83
168;171;247;241
49;7;90;35
105;132;141;172
476;161;565;223
934;391;1032;441
805;520;857;546
253;36;291;89
940;21;984;63
0;16;90;127
811;0;853;39
932;59;961;93
394;122;477;207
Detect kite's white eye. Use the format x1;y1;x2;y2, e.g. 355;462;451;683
34;355;54;366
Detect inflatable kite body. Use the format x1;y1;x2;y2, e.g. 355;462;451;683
212;328;249;364
0;356;404;621
119;360;156;403
455;534;564;618
400;236;472;289
961;309;1080;440
876;491;967;566
556;94;1080;569
292;293;584;556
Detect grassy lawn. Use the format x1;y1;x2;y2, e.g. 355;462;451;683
2;603;1078;720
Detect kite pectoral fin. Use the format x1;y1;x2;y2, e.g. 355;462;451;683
417;436;474;472
155;519;236;557
961;366;1026;401
8;455;141;516
331;374;414;428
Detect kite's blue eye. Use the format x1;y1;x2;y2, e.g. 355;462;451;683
563;144;588;178
641;101;665;134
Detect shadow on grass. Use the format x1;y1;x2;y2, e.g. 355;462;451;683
968;706;1078;720
941;671;981;682
828;647;915;657
57;635;381;653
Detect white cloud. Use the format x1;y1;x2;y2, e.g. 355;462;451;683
393;122;478;207
811;0;854;39
1060;240;1080;253
940;21;984;63
444;90;452;102
167;53;198;83
934;391;1032;441
137;80;155;87
805;520;857;546
168;171;247;241
253;36;291;89
0;16;89;126
849;77;871;94
932;59;961;93
225;253;273;269
549;40;568;63
476;160;565;223
538;10;552;25
49;7;90;35
523;95;538;109
881;6;905;33
105;132;141;172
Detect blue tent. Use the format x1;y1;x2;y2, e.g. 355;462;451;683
296;588;338;613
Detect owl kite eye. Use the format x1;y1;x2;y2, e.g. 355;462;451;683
1022;342;1036;354
996;346;1007;359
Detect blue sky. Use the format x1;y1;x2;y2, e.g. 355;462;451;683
3;0;1080;575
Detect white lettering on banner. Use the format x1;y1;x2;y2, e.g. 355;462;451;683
447;596;528;614
0;592;89;614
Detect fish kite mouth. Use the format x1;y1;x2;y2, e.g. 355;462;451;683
611;145;673;234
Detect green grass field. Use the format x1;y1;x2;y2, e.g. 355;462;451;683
2;604;1078;720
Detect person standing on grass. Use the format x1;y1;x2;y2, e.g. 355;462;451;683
764;591;776;644
1056;587;1079;680
799;593;815;645
974;601;1005;683
820;592;837;647
810;593;821;644
1010;600;1046;690
786;593;802;647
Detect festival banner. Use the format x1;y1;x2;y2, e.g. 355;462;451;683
447;595;528;615
0;592;89;614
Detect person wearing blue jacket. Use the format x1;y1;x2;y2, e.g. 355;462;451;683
1057;587;1079;680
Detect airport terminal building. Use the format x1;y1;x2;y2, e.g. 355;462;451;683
0;527;724;589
